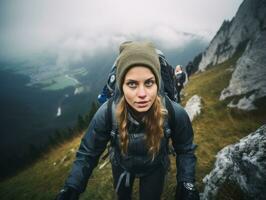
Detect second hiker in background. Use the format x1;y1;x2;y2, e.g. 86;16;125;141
175;65;186;103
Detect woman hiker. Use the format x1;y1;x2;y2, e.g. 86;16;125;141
55;41;199;200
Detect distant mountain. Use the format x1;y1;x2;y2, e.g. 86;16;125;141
197;0;266;110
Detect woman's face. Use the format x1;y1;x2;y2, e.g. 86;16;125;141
122;66;158;113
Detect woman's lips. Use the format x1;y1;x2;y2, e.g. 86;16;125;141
136;101;149;107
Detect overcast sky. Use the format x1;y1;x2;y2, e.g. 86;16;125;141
0;0;243;63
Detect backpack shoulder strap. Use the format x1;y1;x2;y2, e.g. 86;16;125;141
106;97;113;132
106;97;118;145
164;96;176;133
163;96;177;156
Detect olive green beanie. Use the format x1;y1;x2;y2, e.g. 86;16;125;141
116;41;161;92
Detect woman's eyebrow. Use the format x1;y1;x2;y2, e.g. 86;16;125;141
125;79;137;82
125;76;155;82
146;77;155;80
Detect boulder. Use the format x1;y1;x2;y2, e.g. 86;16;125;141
202;125;266;200
184;95;202;121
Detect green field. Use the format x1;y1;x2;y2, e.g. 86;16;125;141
39;67;88;91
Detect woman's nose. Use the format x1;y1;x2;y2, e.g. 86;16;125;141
137;85;147;98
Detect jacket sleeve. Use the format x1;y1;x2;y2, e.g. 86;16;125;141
64;101;111;193
170;101;197;183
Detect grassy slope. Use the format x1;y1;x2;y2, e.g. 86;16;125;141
0;52;265;200
181;52;266;198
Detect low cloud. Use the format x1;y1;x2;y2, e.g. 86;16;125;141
0;0;243;67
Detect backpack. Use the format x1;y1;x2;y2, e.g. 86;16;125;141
158;53;177;101
97;49;177;104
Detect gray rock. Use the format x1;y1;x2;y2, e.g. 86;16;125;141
220;31;266;108
201;125;266;200
184;95;202;121
227;94;257;111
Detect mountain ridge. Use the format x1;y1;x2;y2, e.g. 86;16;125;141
197;0;266;110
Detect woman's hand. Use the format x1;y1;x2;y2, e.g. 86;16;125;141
55;187;79;200
175;182;199;200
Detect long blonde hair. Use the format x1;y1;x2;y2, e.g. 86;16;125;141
116;95;167;158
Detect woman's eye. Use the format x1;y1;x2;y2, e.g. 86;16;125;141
127;81;137;88
145;80;155;87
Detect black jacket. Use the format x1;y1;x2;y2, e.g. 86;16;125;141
64;98;197;193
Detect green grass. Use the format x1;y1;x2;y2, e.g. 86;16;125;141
0;136;81;200
181;54;266;197
0;53;265;199
38;67;89;91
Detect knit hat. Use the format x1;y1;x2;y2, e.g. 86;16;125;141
116;41;161;92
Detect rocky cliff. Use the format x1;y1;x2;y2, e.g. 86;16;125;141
197;0;266;110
